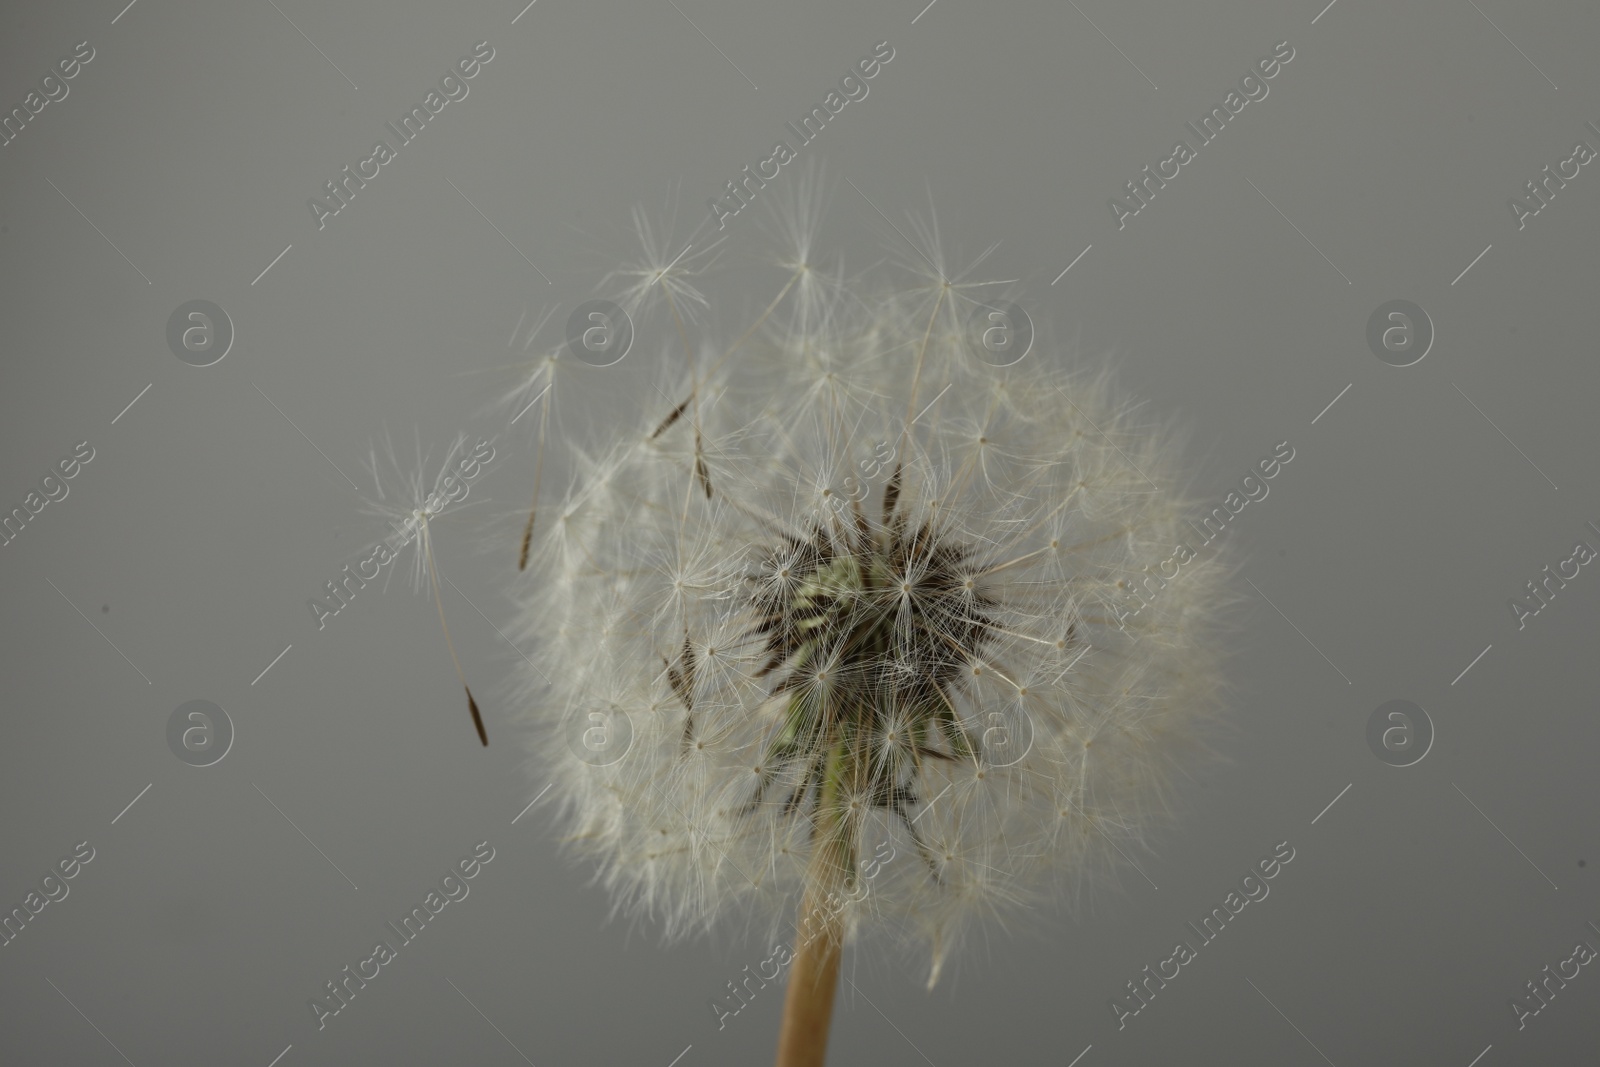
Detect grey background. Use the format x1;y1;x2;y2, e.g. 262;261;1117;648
3;0;1598;1064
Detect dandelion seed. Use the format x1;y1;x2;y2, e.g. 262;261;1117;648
366;432;493;746
491;310;564;570
514;186;1227;1065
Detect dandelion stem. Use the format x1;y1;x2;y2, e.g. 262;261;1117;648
776;740;857;1067
775;892;842;1067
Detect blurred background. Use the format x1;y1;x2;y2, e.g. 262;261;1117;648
2;1;1598;1063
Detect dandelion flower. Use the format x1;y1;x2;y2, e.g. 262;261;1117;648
513;195;1227;1065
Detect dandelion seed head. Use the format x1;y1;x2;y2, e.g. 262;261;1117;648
514;193;1229;984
